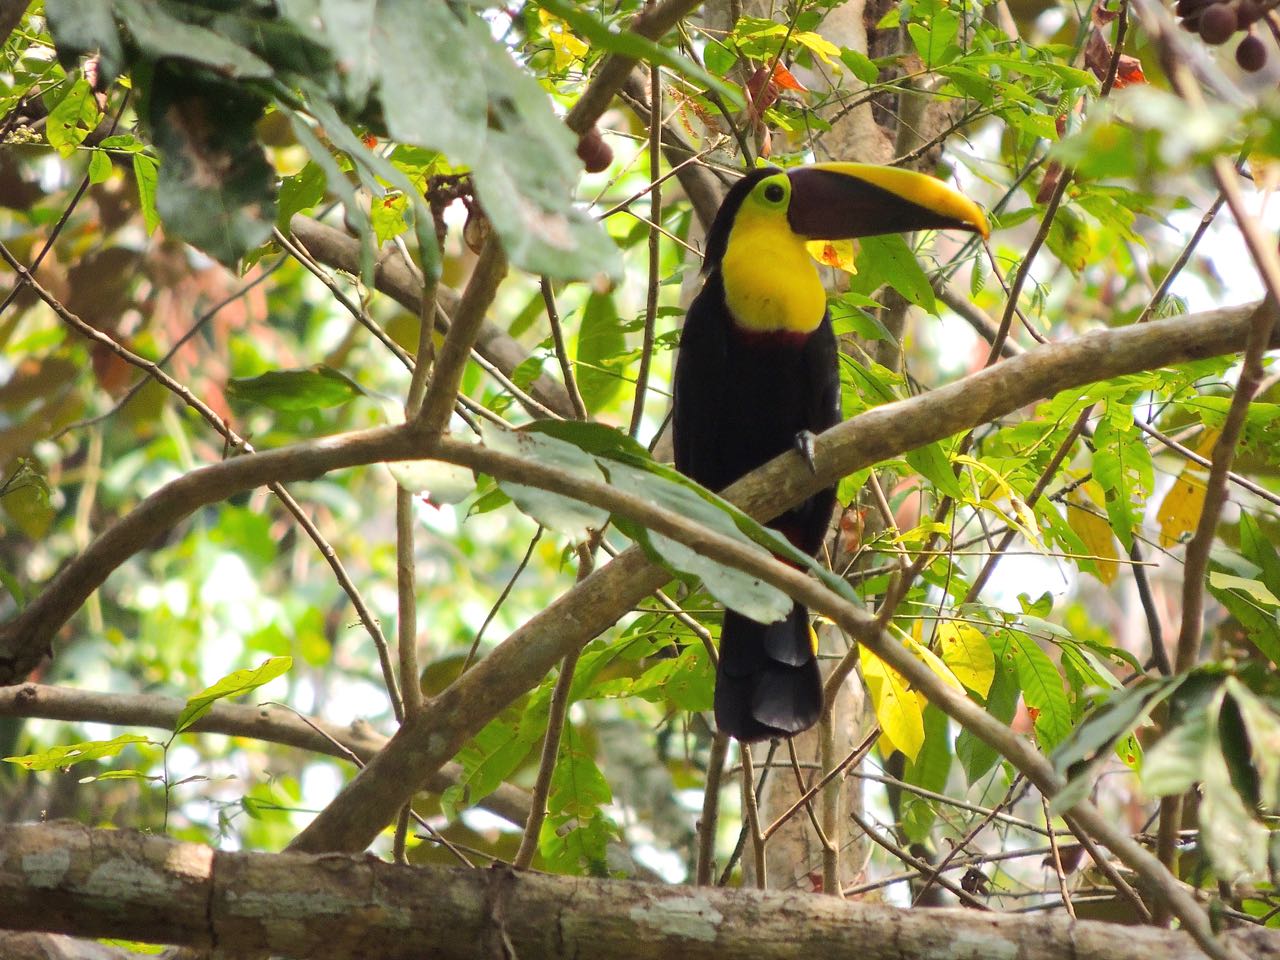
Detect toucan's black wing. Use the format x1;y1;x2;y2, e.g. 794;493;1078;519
672;274;731;489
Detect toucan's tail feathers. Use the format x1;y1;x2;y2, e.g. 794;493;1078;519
714;605;822;742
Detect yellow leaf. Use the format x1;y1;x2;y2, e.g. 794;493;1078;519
936;621;995;697
793;31;841;65
1155;430;1217;549
1067;481;1121;584
861;648;925;762
806;238;858;273
538;10;588;70
903;632;965;695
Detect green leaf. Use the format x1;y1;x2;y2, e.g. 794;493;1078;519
1092;404;1154;549
174;657;292;734
839;48;879;84
46;79;102;157
132;153;160;235
1240;513;1280;598
484;423;609;540
606;461;792;623
906;441;966;501
534;0;741;107
45;0;125;78
88;149;113;184
1209;572;1280;607
1004;630;1071;750
853;234;937;313
902;704;952;842
1208;573;1280;666
5;734;152;771
115;0;275;78
956;637;1020;785
372;1;619;280
227;366;364;411
1226;678;1280;810
575;293;627;414
276;161;328;228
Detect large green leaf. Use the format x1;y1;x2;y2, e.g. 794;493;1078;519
575;293;627;414
606;461;792;624
115;0;274;78
4;734;152;772
371;2;620;280
227;366;364;412
483;424;609;541
174;657;293;734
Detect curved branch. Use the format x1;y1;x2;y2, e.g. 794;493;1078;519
0;683;531;827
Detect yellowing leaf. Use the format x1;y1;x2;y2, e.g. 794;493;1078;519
904;632;965;695
1068;482;1121;584
861;648;925;762
806;238;858;273
937;621;995;697
538;10;589;70
794;31;841;65
1157;465;1209;548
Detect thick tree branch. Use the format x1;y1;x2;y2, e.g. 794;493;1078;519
0;683;531;827
4;823;1278;960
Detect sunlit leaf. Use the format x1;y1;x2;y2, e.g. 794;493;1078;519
936;621;995;697
174;657;293;734
5;734;152;772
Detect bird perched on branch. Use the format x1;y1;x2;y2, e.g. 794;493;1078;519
672;163;988;742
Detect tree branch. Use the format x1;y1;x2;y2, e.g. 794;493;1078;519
0;683;531;827
4;822;1278;960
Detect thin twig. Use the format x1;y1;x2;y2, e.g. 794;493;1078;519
1043;796;1076;919
740;743;767;888
696;733;730;885
540;278;589;420
629;61;663;439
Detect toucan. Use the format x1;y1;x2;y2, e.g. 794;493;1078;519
671;163;989;742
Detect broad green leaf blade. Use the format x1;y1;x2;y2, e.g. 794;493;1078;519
175;657;293;734
606;461;791;623
116;0;275;77
386;459;476;504
5;734;152;772
956;645;1020;785
227;366;364;411
902;704;952;842
483;424;609;540
45;0;126;77
575;293;627;414
1004;630;1071;751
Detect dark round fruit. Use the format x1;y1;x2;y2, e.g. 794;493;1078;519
1199;3;1239;43
1179;14;1201;30
576;126;614;174
1237;32;1268;70
1176;0;1211;18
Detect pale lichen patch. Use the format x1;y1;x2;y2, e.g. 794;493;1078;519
21;847;71;888
628;895;724;943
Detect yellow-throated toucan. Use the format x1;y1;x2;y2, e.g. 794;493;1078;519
672;163;989;742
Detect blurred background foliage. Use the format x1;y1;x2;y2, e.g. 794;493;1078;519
2;0;1280;934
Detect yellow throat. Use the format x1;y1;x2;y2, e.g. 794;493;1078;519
720;192;826;336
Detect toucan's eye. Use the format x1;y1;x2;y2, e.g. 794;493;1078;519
763;182;786;204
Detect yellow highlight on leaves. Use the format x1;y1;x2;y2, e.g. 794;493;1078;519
1067;481;1120;585
936;621;995;698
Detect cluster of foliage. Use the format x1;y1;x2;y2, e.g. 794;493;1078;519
3;0;1280;948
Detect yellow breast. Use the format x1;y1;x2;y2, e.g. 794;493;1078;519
720;216;826;335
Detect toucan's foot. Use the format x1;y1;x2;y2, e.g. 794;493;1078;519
794;430;818;474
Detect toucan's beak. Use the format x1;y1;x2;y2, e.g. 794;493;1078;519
786;162;989;241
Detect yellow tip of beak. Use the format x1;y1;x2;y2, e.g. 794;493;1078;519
803;162;990;240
